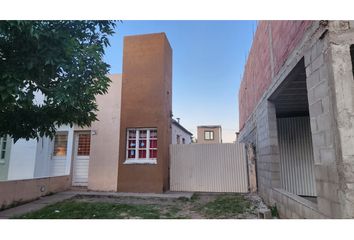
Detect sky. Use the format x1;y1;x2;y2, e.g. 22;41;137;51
104;20;256;143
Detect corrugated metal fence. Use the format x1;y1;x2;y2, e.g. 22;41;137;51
170;143;248;192
277;117;317;196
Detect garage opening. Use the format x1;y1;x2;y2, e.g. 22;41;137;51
269;58;317;202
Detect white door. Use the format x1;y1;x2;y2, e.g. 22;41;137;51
72;132;91;186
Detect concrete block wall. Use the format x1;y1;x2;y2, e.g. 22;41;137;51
239;21;354;218
304;23;343;218
272;188;325;218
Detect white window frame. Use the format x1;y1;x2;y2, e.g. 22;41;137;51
204;131;214;140
124;128;157;165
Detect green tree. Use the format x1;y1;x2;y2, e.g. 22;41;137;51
0;20;116;141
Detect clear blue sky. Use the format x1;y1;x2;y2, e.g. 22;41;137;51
104;20;256;142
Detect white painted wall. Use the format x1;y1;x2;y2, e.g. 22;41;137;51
172;123;192;144
7;139;37;180
7;124;75;181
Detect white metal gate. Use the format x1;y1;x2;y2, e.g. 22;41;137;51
72;132;91;186
277;117;317;196
170;143;248;192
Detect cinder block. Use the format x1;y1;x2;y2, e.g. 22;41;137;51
312;54;324;72
319;64;329;82
312;131;326;147
314;165;329;181
323;181;340;203
310;117;318;132
316;113;331;132
306;70;320;90
314;81;329;101
321;95;330;114
258;209;272;219
330;202;342;218
309;100;323;117
320;148;336;163
327;164;339;183
317;197;332;217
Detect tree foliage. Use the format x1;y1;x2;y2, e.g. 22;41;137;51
0;20;116;141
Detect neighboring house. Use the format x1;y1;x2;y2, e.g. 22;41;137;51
197;125;222;144
0;74;122;188
0;33;182;194
171;119;193;144
238;21;354;218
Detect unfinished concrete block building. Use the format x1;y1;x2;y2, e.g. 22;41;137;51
238;21;354;218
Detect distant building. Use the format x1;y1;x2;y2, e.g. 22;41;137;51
171;119;193;144
197;125;222;144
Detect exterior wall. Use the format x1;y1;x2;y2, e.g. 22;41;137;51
118;33;172;193
0;175;70;210
171;123;192;144
325;21;354;217
7;139;37;180
0;135;12;180
239;21;313;130
88;74;122;191
170;143;248;192
239;21;354;218
197;126;222;144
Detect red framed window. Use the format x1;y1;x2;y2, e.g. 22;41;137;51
126;128;158;162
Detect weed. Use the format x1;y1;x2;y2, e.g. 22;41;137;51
270;205;279;218
198;194;251;218
15;200;161;219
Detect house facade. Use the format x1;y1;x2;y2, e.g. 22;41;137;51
238;21;354;218
197;125;222;144
171;119;193;144
0;33;181;197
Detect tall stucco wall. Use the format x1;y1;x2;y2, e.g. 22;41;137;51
88;74;122;191
239;21;313;130
118;33;172;193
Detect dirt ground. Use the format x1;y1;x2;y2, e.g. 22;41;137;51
66;192;270;219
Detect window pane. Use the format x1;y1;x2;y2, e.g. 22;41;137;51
204;131;209;139
1;150;5;159
150;130;157;139
139;140;146;148
77;133;91;156
128;150;136;158
139;150;146;158
128;130;136;139
149;149;157;158
150;139;157;148
128;140;136;148
53;133;68;156
139;130;147;139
